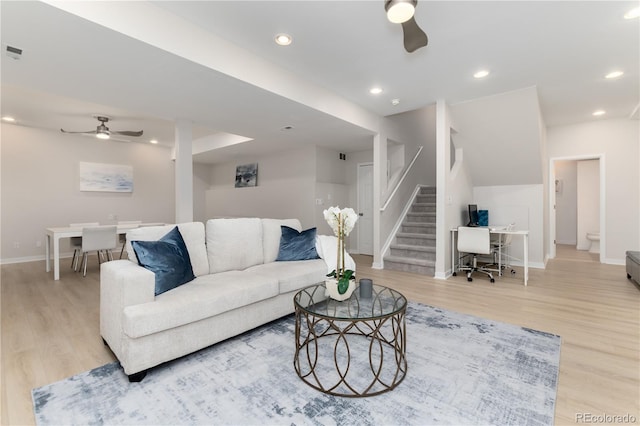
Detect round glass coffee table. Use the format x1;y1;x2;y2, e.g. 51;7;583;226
293;283;407;397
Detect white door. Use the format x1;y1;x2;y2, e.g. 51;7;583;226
357;163;374;255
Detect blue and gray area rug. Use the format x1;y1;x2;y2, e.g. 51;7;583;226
33;302;561;425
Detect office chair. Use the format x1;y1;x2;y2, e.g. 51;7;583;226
455;226;495;283
78;225;118;277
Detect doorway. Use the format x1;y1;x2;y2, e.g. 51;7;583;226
549;155;605;263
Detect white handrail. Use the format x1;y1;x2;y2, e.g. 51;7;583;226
380;146;423;211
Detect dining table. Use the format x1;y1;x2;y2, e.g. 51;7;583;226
45;223;164;280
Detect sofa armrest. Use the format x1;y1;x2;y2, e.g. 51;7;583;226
100;260;155;357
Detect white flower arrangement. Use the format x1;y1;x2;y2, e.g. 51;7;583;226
323;206;358;295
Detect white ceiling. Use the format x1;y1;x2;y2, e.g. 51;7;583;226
1;1;638;164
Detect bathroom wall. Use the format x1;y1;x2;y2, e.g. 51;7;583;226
576;159;599;251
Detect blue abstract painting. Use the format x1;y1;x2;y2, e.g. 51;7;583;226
79;162;133;192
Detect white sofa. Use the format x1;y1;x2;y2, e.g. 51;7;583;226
100;218;328;381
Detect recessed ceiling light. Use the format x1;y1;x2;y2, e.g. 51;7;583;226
391;99;400;106
1;116;16;122
369;87;383;95
605;71;624;79
624;7;640;19
473;70;490;79
150;139;158;144
274;33;292;46
592;110;606;116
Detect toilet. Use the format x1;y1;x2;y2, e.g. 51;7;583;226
586;232;600;254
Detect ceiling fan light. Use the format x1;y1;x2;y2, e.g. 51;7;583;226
385;0;415;24
96;130;110;139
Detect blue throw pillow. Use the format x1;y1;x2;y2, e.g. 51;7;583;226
132;227;195;296
276;226;320;261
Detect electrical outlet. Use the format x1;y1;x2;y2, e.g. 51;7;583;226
13;241;19;249
36;240;42;248
315;199;323;205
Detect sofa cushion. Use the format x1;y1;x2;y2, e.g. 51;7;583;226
261;218;301;263
126;222;209;277
206;218;264;274
122;270;279;338
131;227;195;296
276;226;320;261
247;259;327;294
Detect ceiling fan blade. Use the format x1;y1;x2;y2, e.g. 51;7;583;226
61;128;97;134
401;17;428;53
111;130;143;137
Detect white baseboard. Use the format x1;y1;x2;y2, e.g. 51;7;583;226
434;271;449;280
605;258;625;266
1;252;73;265
371;262;384;269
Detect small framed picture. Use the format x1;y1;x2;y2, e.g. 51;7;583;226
235;163;258;188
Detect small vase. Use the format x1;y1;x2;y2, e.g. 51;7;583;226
325;278;356;301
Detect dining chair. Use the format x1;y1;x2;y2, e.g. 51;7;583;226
79;225;118;277
69;222;99;271
117;220;142;259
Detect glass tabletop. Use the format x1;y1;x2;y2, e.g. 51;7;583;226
294;283;407;320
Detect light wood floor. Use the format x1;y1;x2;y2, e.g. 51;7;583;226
2;251;639;425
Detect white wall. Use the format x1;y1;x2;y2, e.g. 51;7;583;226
205;145;317;228
576;160;600;250
473;184;545;267
450;87;544;186
547;118;639;263
193;162;211;223
554;160;578;245
1;124;176;263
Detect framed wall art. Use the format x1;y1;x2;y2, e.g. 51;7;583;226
79;162;133;192
235;163;258;188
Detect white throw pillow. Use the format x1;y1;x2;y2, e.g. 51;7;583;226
206;218;264;274
261;218;302;263
126;222;209;277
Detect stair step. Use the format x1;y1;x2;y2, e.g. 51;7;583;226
390;244;436;261
384;256;435;275
396;232;436;247
411;204;436;213
406;212;436;223
401;222;436;233
416;195;436;203
419;186;436;195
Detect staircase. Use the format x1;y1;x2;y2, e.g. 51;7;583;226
383;186;436;276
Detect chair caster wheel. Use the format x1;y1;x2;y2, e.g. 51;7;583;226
452;272;457;276
490;278;495;283
511;270;516;274
467;277;473;282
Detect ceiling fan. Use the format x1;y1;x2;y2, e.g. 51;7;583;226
385;0;428;53
60;115;143;140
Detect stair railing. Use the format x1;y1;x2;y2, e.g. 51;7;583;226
381;146;423;211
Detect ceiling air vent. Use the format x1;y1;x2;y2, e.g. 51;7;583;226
5;45;23;60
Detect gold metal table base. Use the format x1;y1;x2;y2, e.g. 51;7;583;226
294;305;407;397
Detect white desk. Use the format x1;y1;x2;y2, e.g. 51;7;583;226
450;226;529;286
45;223;164;280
